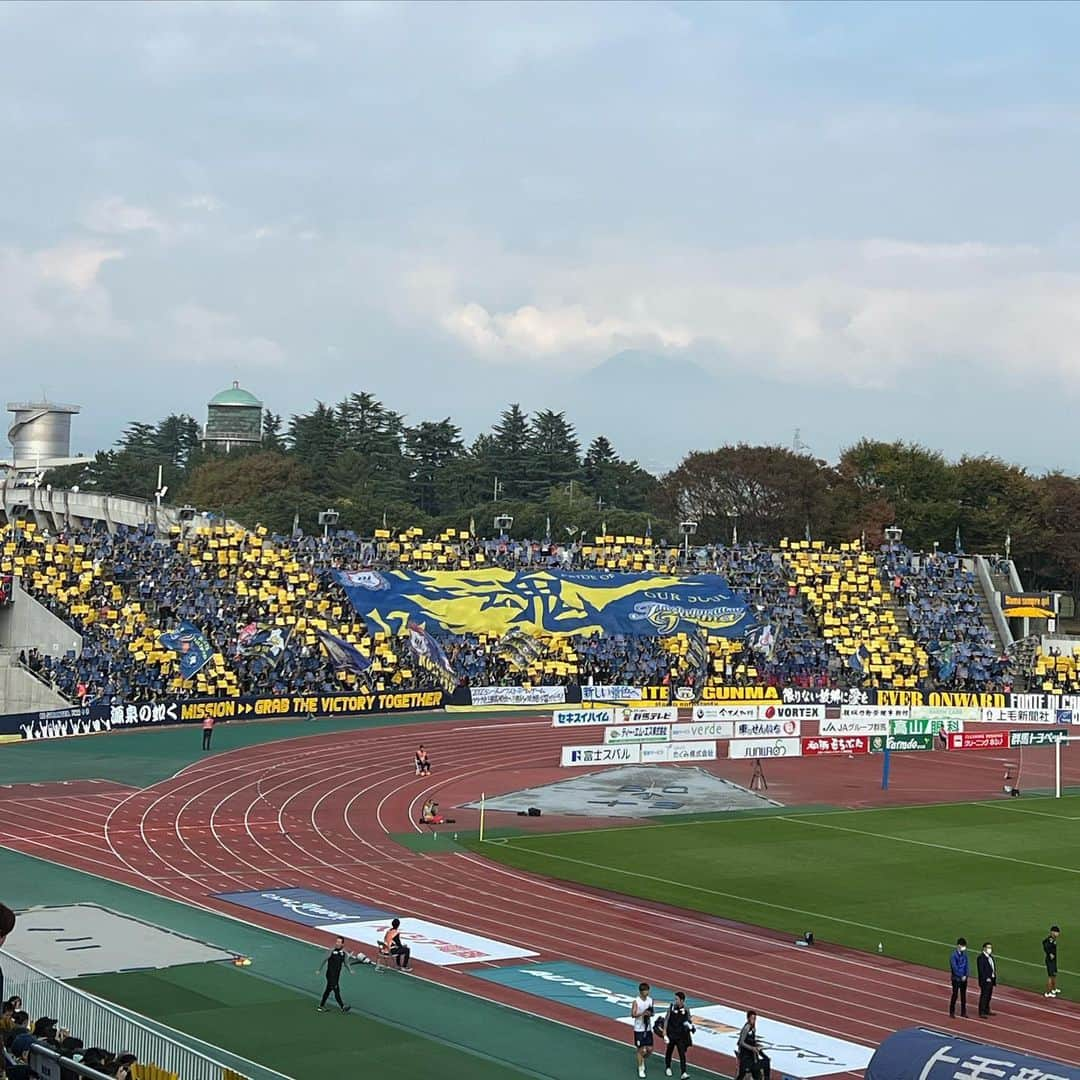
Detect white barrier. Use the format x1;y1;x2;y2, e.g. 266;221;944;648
690;705;760;720
560;744;641;766
672;720;735;741
0;949;246;1080
820;717;890;737
733;719;801;738
757;704;824;721
728;737;802;759
552;708;615;726
642;741;717;763
619;706;679;723
603;724;672;744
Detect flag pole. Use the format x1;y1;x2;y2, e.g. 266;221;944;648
479;792;486;842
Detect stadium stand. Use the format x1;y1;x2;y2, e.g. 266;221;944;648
0;517;1053;704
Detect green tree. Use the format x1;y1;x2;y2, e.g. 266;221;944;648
262;411;285;452
491;404;533;499
406;419;466;515
527;409;581;495
287;402;342;465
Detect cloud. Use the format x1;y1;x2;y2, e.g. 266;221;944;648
166;303;286;369
0;243;126;341
417;237;1080;390
82;197;171;238
442;301;691;358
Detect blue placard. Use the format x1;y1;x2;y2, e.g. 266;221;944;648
214;888;390;928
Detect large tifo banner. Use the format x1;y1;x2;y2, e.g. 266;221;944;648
333;568;752;637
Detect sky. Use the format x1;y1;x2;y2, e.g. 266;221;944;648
4;0;1080;475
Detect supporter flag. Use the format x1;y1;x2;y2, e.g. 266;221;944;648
160;621;214;680
407;621;457;691
317;629;372;678
687;630;710;683
955;526;963;554
936;642;957;680
291;512;302;540
496;627;543;671
848;643;871;674
238;623;286;658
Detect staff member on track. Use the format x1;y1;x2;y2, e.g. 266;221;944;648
949;937;969;1018
1044;925;1061;998
202;714;215;751
315;937;353;1013
631;982;655;1080
977;942;997;1017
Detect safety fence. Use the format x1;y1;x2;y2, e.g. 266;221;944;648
1;950;249;1080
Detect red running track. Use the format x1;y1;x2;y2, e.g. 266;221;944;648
1;718;1078;1078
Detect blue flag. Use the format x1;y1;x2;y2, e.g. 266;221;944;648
317;629;372;678
407;621;457;691
160;621;214;680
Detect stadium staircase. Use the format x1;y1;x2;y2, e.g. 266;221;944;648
0;649;69;713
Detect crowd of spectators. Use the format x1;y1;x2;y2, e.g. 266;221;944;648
880;544;1009;689
1;995;138;1079
0;518;1044;705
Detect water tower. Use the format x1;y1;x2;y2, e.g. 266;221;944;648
203;381;263;453
7;401;81;467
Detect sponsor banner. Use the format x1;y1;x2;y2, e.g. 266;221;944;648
322;916;537;967
581;685;644;702
672;720;735;741
802;735;870;756
1002;592;1056;620
469;960;705;1019
8;703;109;741
909;706;981;723
700;686;782;704
691;704;760;720
869;734;934;753
840;704;912;721
980;707;1055;725
1060;708;1078;725
819;717;890;737
335;567;753;638
471;686;565;708
620;707;678;724
758;704;824;721
553;708;615;727
728;737;802;759
890;717;964;736
622;1003;874;1079
603;724;671;744
560;744;641;767
1009;728;1069;748
734;719;802;738
782;687;873;706
867;1027;1080;1080
641;741;717;763
174;689;446;724
213;888;391;927
674;687;695;701
949;730;1008;751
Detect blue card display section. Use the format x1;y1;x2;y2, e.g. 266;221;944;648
471;960;706;1019
213;888;390;927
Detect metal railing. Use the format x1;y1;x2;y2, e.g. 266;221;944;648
1;950;249;1080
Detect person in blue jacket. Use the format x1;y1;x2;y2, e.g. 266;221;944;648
949;937;969;1018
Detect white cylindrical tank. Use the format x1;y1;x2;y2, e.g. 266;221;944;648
7;401;81;464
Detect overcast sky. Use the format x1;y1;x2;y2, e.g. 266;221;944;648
4;1;1080;474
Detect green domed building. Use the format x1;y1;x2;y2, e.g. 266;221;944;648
203;381;263;452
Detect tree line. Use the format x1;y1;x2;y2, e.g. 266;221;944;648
43;392;1080;595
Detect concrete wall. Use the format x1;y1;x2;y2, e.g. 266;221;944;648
0;481;221;534
0;579;82;656
0;656;68;713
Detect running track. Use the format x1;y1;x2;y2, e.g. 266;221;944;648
1;718;1078;1078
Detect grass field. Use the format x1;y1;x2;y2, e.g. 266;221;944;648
471;795;1080;994
74;963;553;1080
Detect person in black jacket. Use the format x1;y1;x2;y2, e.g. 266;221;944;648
1043;925;1060;998
315;937;353;1013
977;942;996;1017
663;991;694;1079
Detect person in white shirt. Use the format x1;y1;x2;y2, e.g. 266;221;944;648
631;982;656;1078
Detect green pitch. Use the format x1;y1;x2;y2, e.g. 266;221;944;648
471;796;1080;994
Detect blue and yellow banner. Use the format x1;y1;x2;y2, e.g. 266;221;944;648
333;569;752;638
